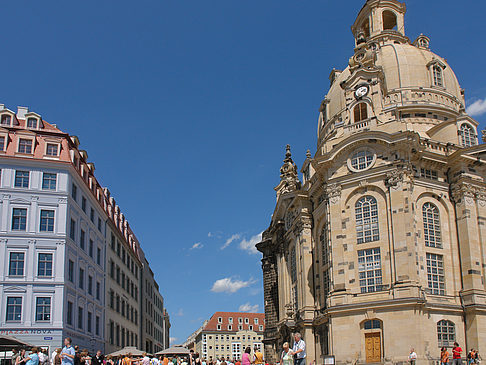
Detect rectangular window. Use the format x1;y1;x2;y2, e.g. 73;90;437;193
358;248;383;293
12;208;27;231
87;311;92;333
89;239;93;257
14;171;29;188
78;306;83;329
70;219;76;241
1;114;11;125
90;208;94;223
80;229;85;250
46;143;58;156
35;297;51;321
420;168;438;180
42;173;57;190
97;247;101;265
18;138;33;154
96;315;100;336
98;217;102;232
82;196;87;213
109;290;114;309
40;210;55;232
0;136;5;151
9;252;25;276
71;183;77;201
96;282;101;300
88;275;93;295
426;253;445;295
79;268;84;289
67;301;73;325
68;260;74;282
6;297;22;322
38;253;53;276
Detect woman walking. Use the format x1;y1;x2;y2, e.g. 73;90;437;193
280;343;293;365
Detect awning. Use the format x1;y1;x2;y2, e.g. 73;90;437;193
0;335;35;350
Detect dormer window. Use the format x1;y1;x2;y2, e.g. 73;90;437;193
18;138;33;154
27;118;38;129
46;143;59;157
0;136;5;151
354;102;368;123
433;66;443;87
1;115;11;126
460;123;477;147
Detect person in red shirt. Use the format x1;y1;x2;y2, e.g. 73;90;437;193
452;342;463;365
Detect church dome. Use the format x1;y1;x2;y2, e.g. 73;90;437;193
317;0;471;147
324;42;464;125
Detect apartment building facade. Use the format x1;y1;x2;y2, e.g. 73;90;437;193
0;104;170;353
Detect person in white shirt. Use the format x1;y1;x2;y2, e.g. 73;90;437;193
409;349;417;365
290;333;306;365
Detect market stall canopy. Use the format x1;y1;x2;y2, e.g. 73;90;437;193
107;347;146;357
0;335;35;350
155;346;190;356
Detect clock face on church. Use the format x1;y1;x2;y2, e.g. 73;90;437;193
354;84;369;99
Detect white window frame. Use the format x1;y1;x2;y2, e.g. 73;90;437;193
459;123;477;148
17;136;34;155
355;196;380;244
423;203;441;248
427;59;447;89
0;112;14;127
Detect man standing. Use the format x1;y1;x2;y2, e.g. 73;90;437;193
61;338;75;365
453;342;463;365
408;349;417;365
290;333;306;365
92;351;104;365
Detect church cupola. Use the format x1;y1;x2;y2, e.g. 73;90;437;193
351;0;407;45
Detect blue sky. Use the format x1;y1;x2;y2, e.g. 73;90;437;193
1;0;486;345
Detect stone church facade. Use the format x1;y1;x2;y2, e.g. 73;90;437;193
257;1;486;364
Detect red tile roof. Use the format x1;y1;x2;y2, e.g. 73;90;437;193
203;312;265;333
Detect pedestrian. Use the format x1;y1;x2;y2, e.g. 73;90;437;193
61;338;76;365
474;350;481;364
234;359;240;365
453;342;463;365
12;349;20;365
105;356;114;365
468;350;476;365
441;347;449;365
54;349;62;365
38;349;47;365
220;358;226;365
242;348;251;365
253;348;263;365
51;349;60;365
290;333;306;365
16;349;27;365
92;351;104;365
194;354;201;365
281;342;293;365
25;348;40;365
409;348;417;365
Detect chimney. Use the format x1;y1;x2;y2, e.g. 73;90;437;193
17;106;29;119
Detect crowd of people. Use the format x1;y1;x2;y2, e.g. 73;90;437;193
408;342;482;365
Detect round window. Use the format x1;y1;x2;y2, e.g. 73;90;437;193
348;149;376;172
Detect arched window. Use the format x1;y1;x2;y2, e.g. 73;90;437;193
27;118;38;129
460;124;477;147
437;320;455;348
433;66;443;87
354;103;368;123
363;319;381;330
355;196;379;244
423;203;441;248
382;10;397;31
320;224;329;266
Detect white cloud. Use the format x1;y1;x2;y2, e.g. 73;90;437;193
467;97;486;117
176;308;184;317
169;337;178;344
221;234;241;250
208;232;213;238
239;232;263;255
211;277;254;293
190;242;203;250
239;303;259;313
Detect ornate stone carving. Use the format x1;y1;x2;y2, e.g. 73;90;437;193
275;145;301;197
451;182;486;206
326;183;342;204
58;197;68;204
385;169;403;189
3;194;11;200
